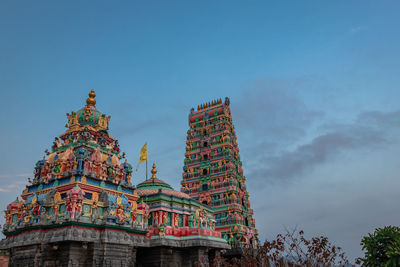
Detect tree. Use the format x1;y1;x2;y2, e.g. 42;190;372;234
360;226;400;267
213;228;352;267
258;228;350;267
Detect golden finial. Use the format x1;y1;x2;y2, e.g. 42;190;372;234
86;89;96;106
151;162;157;179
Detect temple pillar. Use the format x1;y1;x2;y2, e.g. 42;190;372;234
172;213;176;227
184;215;188;227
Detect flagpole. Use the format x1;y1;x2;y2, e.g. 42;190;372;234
146;159;148;180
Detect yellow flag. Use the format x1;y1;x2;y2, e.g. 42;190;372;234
139;143;147;163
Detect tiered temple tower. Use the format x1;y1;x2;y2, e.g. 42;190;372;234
181;97;258;249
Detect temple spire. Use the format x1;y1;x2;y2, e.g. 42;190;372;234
86;89;96;106
151;162;157;179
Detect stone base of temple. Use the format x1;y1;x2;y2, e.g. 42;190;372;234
6;241;139;267
6;243;222;267
1;224;229;267
136;247;221;267
8;242;133;267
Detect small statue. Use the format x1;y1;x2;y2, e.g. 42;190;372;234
162;212;167;225
174;215;179;227
144;210;149;226
130;207;137;226
113;140;120;151
115;204;125;224
154;213;158;225
158;224;165;238
90;201;98;223
52;137;62;149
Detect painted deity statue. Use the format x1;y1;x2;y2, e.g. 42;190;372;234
64;186;84;220
174;214;178;227
130;207;137;226
115;204;125;224
154;212;159;226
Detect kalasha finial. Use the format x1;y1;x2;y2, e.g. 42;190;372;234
86;89;96;106
151;162;157;179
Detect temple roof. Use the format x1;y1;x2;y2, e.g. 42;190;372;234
136;163;173;190
137;188;190;199
136;163;190;199
65;89;111;134
136;178;173;190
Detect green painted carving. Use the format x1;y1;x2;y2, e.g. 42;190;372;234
83;204;91;214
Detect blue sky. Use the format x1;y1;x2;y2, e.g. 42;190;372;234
1;0;400;261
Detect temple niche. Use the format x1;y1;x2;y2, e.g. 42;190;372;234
0;90;228;267
181;98;259;250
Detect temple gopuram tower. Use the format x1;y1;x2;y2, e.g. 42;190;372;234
181;97;259;249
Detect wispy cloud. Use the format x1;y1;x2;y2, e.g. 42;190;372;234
350;25;367;34
0;173;30;179
0;181;26;193
247;109;400;185
233;79;323;148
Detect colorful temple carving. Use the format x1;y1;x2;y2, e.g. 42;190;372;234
3;89;146;233
0;90;228;267
136;163;225;265
181;97;259;249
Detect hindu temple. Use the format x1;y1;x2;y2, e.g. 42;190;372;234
181;97;259;250
0;90;229;267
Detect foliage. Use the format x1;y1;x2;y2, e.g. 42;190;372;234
211;228;352;267
360;226;400;267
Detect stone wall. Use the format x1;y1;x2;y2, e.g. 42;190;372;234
136;247;212;267
1;225;229;267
